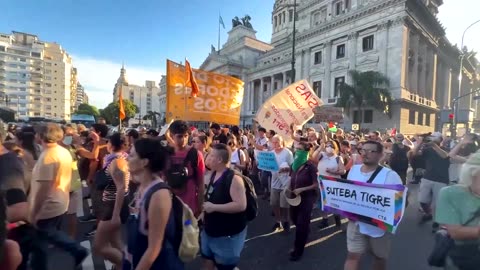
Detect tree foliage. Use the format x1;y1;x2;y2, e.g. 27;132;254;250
100;99;138;125
142;111;161;128
336;70;392;125
74;103;100;117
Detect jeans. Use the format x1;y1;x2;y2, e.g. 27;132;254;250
31;214;83;270
200;228;247;269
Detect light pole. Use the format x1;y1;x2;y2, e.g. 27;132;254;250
452;19;480;138
291;0;297;82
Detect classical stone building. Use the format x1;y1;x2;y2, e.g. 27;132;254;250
200;0;478;134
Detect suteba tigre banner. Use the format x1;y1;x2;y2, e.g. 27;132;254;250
166;60;244;125
255;80;323;146
319;175;407;233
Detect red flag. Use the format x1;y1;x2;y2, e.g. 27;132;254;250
185;60;200;97
119;84;126;120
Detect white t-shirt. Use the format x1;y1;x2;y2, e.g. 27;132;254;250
347;164;403;237
241;135;249;149
230;148;246;165
317;153;342;177
271;148;294;190
254;136;269;158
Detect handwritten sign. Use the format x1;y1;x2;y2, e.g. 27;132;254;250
255;80;322;146
313;106;344;123
256;151;279;172
319;175;407;233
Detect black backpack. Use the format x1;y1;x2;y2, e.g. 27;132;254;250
166;147;198;189
225;169;258;222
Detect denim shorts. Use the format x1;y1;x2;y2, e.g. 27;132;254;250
200;227;247;268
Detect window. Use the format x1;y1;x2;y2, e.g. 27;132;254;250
274;16;277;27
408;110;415;124
31;52;41;58
336;44;345;59
345;0;351;9
417;112;424;125
283;11;286;23
289;10;293;22
45;76;51;80
364;110;373;123
45;83;52;87
362;35;374;52
314;51;322;65
335;2;342;15
353;110;361;123
425;113;431;126
334;77;345;97
313;81;322;97
0;45;5;51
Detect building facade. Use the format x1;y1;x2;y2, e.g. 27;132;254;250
113;66;161;124
75;82;89;109
0;31;76;120
200;0;477;134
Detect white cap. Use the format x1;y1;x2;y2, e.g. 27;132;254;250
431;132;443;140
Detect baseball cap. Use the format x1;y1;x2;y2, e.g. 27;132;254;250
431;132;443;140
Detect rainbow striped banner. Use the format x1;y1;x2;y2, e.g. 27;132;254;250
319;175;408;233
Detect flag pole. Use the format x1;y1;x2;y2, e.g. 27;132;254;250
184;59;187;120
218;12;221;55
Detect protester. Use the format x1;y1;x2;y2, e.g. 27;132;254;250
92;132;130;270
343;141;402;270
435;152;480;270
227;135;247;174
210;123;228;145
387;133;411;184
168;120;205;217
287;141;318;261
124;138;184;269
29;123;88;270
269;135;294;232
202;143;247;270
412;132;450;231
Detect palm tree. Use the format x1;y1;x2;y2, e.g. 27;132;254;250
336;70;393;128
142;111;161;128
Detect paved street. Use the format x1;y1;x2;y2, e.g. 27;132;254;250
48;176;440;270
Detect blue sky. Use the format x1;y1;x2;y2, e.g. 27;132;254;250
1;0;479;108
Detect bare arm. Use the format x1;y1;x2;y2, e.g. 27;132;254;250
110;158;128;220
135;189;171;270
444;224;480;241
211;175;246;214
448;139;470;163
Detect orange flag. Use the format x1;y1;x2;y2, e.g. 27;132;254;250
185;59;200;97
119;84;126;120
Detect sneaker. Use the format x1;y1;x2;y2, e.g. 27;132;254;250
282;222;290;233
78;214;96;223
74;247;89;269
272;222;283;232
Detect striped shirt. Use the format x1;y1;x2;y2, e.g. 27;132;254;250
102;152;130;201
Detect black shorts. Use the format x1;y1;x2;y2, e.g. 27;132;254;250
99;199;129;224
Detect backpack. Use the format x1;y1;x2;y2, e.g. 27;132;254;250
225;169;258;222
143;181;200;263
166;147;198;189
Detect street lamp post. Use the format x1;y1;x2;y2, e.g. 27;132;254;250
291;0;297;82
452;19;480;139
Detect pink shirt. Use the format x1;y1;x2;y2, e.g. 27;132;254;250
170;147;205;215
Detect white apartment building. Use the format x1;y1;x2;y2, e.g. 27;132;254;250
75;82;89;109
200;0;478;134
0;31;75;120
113;65;161;122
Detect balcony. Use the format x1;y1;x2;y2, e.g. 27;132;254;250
400;88;438;109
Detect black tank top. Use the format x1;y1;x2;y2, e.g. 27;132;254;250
204;169;247;237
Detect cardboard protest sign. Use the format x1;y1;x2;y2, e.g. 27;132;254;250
313;106;344;123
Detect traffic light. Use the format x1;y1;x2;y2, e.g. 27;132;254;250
449;113;456;132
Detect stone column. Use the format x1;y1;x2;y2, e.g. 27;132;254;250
348;32;358;78
270;76;275;96
260;77;265;103
283;71;288;87
400;25;410;91
377;21;390;75
324;40;332;97
431;51;438;101
410;32;419;94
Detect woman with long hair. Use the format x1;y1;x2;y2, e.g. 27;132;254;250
287;141;318;261
124;138;184;270
93;133;130;270
435;152;480;269
13;131;38;194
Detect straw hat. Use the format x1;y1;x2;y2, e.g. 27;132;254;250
282;188;301;206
